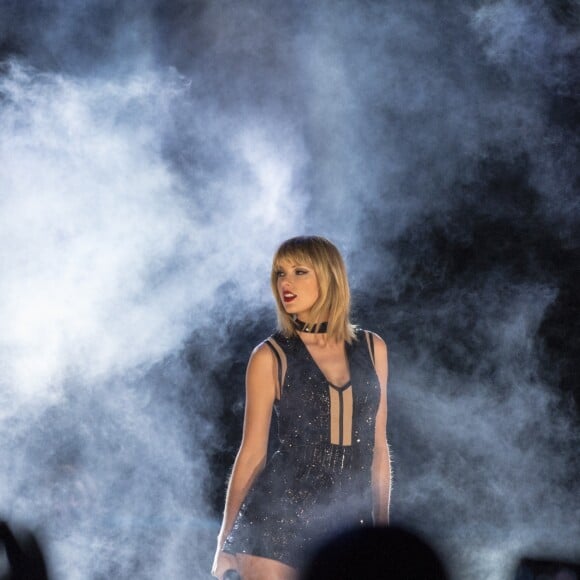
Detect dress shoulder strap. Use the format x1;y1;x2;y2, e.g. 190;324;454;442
364;330;376;368
264;336;287;400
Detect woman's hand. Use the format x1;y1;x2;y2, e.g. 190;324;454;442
211;548;238;579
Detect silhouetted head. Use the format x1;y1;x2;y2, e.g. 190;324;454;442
301;525;449;580
0;520;50;580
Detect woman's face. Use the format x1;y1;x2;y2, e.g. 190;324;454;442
276;258;320;321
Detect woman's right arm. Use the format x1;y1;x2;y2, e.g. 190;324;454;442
212;342;278;577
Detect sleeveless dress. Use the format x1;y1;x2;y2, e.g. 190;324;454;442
223;328;381;568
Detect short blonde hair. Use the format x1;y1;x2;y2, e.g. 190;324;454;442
270;236;356;343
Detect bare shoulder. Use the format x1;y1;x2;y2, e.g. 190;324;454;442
363;330;388;353
244;339;279;403
362;330;388;388
247;339;277;370
251;339;276;357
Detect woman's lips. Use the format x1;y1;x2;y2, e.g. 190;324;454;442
283;292;297;303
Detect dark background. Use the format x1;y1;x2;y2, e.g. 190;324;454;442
0;1;578;578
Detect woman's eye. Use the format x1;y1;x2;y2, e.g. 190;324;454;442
296;269;308;275
276;270;285;277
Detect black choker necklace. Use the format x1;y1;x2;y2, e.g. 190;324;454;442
292;317;328;333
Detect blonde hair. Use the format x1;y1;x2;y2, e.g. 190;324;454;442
270;236;356;343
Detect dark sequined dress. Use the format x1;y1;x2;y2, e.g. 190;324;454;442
223;328;381;568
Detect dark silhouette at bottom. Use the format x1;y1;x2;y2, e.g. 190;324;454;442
0;521;50;580
515;557;580;580
300;525;449;580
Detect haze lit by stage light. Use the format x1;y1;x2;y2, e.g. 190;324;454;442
0;2;579;579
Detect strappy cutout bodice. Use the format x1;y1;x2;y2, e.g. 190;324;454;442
265;330;376;398
298;337;351;389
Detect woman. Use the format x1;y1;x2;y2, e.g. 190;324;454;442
212;236;391;580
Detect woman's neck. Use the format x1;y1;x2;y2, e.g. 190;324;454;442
298;331;328;347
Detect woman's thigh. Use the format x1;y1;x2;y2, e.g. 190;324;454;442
236;553;298;580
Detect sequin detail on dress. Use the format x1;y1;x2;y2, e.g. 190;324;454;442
223;328;381;568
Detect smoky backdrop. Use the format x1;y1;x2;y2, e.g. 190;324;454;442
0;1;578;579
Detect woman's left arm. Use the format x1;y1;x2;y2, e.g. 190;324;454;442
371;333;391;525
